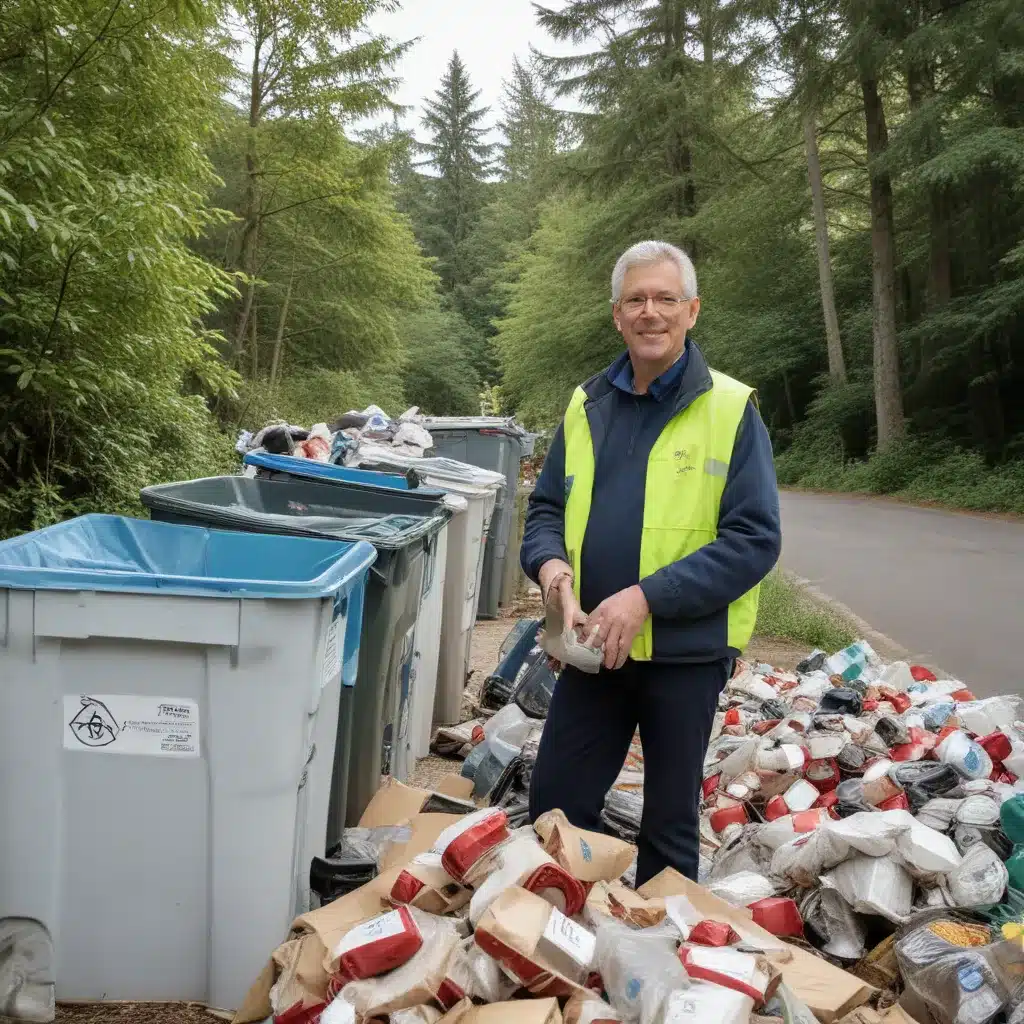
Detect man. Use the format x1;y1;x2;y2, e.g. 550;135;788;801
521;240;781;887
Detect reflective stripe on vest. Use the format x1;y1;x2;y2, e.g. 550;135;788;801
563;368;761;659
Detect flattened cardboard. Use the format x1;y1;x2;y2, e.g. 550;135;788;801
359;779;433;828
232;958;276;1024
638;869;876;1023
379;814;465;871
585;880;666;928
534;809;635;884
435;774;475;800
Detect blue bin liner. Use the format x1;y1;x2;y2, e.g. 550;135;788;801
244;452;447;500
0;514;376;687
0;513;374;600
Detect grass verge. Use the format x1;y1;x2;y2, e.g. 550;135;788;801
754;569;856;652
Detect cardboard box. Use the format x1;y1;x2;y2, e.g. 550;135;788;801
638;869;876;1023
358;778;474;829
474;887;595;1000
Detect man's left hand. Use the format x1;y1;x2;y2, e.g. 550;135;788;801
586;585;650;671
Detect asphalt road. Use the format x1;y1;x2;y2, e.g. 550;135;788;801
779;491;1024;699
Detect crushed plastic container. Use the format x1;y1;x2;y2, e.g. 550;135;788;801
141;472;449;832
0;515;374;1010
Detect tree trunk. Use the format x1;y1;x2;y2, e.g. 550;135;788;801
270;264;295;390
803;108;847;383
250;295;259;377
234;37;264;355
907;55;952;379
782;367;797;426
861;75;905;448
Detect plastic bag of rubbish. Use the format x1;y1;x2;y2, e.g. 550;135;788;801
441;935;519;1005
800;887;868;961
944;843;1009;908
515;658;558;719
824;640;881;684
957;696;1024;738
593;915;689;1022
603;789;644;843
821;854;914;923
896;913;1021;1024
707;871;776;908
707;826;772;881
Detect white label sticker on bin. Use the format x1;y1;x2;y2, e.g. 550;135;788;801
63;695;199;758
542;907;596;969
321;615;342;689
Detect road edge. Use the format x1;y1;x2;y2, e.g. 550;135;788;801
786;572;953;679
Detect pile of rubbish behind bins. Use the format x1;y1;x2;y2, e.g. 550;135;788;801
237;406;437;464
420;624;1024;1024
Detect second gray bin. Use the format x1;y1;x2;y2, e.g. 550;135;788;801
422;418;527;619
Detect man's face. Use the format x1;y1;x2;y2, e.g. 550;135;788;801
613;260;700;366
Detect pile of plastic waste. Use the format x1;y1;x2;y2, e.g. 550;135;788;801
419;629;1024;1024
237;406;436;465
244;768;898;1024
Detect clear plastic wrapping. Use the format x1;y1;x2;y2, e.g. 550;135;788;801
593;915;689;1023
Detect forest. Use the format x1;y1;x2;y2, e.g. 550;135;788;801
2;0;1023;537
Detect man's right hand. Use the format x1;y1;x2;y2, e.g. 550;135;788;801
537;559;589;668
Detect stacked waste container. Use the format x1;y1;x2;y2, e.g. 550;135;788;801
0;409;531;1015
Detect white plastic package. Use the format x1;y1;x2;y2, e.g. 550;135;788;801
957;696;1024;737
563;991;627;1023
916;798;966;832
659;983;755;1024
466;834;584;926
945;842;1009;907
800;887;868;960
821;854;914;923
594;915;689;1023
938;731;994;781
756;809;831;852
338;911;462;1019
441;936;519;1006
333;906;423;982
957;796;1001;826
320;997;357;1024
678;946;775;1002
707;871;776;907
895;816;963;877
431;807;510;881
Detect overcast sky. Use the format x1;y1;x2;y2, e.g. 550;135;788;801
363;0;585;142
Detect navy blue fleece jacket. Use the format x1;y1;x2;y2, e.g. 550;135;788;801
520;340;782;663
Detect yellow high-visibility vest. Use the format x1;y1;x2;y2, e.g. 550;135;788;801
563;368;760;659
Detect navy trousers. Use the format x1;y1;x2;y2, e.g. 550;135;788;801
528;658;728;887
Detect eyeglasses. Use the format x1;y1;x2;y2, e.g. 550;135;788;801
618;295;689;315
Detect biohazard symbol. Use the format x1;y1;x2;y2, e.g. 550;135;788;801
68;697;120;748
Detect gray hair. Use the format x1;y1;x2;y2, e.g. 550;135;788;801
611;240;698;302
